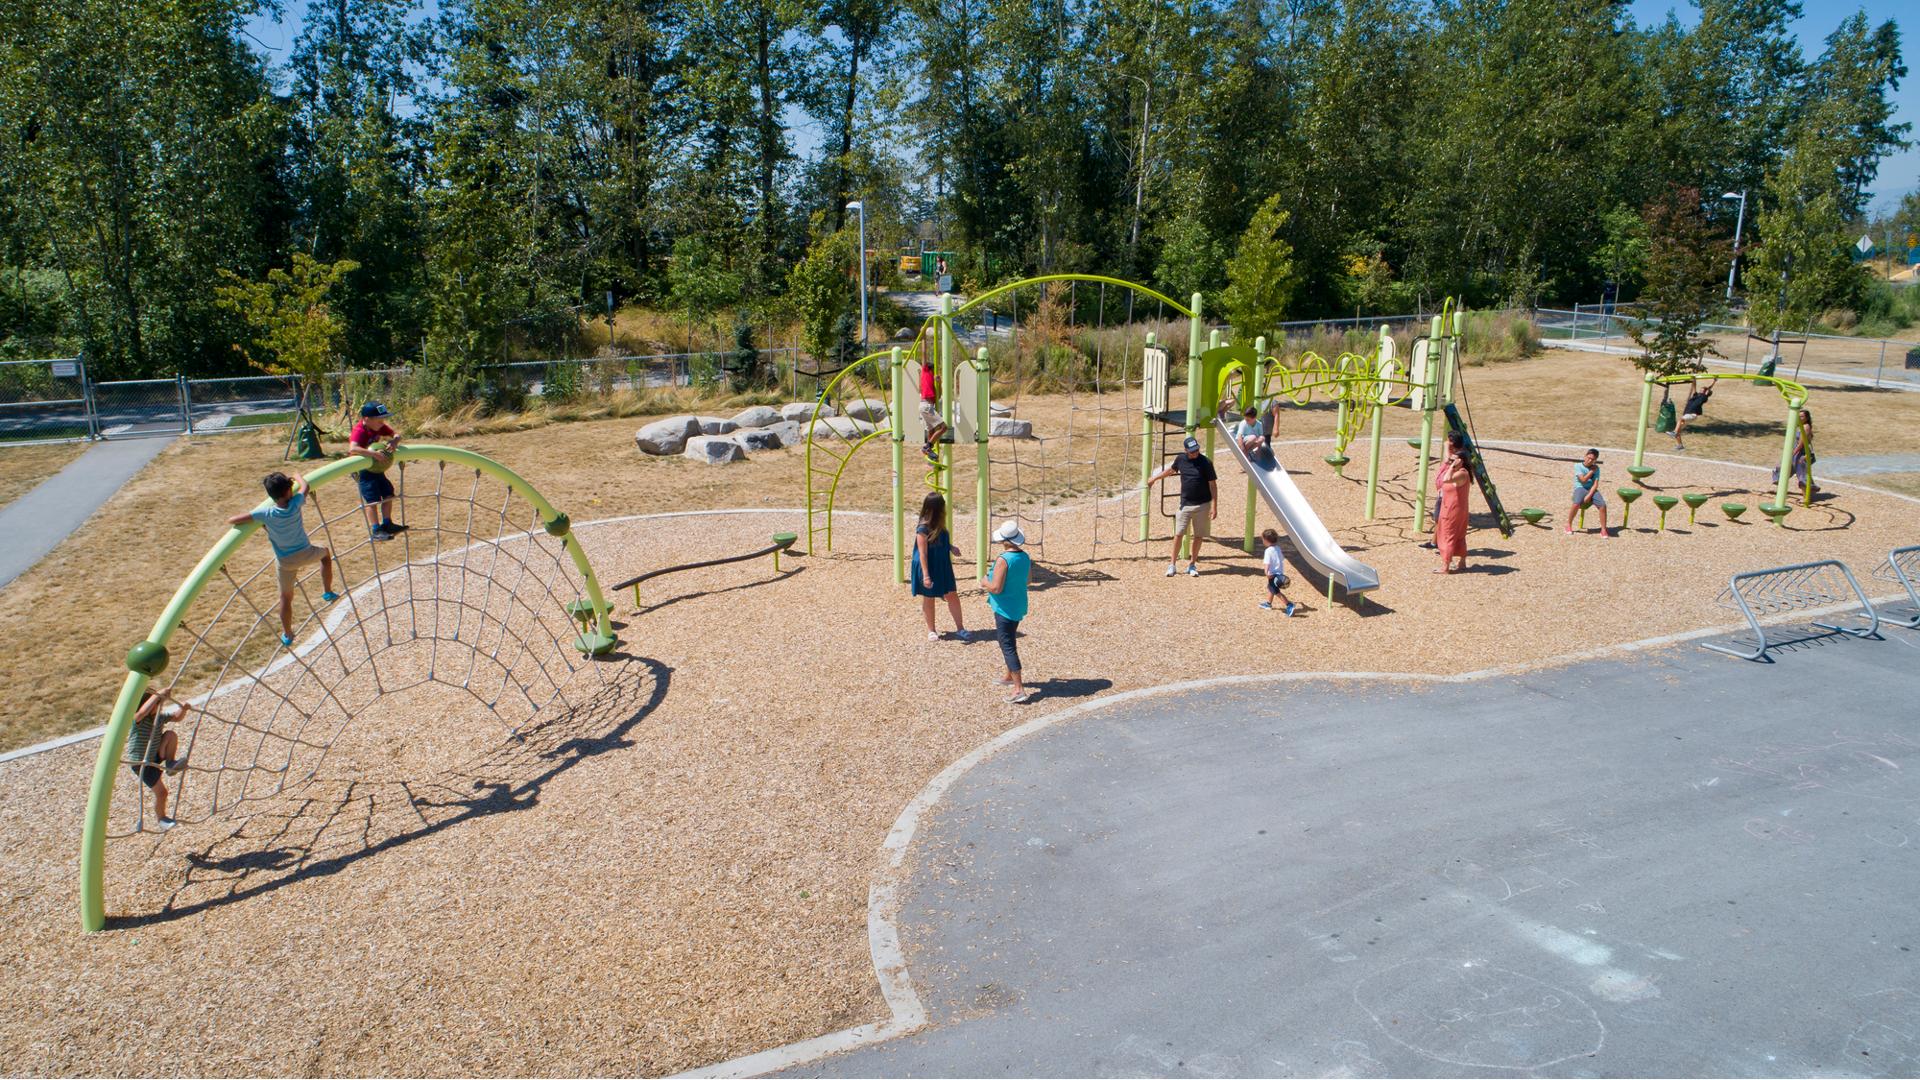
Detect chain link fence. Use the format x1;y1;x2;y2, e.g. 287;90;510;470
1536;306;1920;390
0;350;803;445
0;357;94;442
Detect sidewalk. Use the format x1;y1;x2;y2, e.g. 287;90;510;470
0;437;173;590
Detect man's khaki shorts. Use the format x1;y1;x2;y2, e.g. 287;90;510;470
1174;502;1211;538
276;545;328;592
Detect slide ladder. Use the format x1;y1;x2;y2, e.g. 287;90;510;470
1213;416;1380;597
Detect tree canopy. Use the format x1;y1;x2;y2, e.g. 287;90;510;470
0;0;1910;377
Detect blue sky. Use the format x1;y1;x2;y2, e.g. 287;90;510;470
243;0;1915;217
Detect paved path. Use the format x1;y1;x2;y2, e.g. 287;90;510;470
789;631;1920;1077
1541;338;1920;392
1814;453;1920;477
0;437;172;589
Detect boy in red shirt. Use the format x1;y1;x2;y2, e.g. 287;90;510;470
349;402;408;540
918;363;947;463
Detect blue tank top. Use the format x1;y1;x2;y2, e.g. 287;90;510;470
989;550;1031;621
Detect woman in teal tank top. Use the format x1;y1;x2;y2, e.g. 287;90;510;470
980;520;1034;703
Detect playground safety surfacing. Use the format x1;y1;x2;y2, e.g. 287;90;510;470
783;633;1920;1078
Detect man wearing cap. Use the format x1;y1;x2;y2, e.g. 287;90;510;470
349;402;408;540
1146;436;1218;576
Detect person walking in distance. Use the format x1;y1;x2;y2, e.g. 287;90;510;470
1146;436;1217;576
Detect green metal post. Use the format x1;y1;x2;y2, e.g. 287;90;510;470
1139;332;1157;542
1773;402;1802;518
974;347;990;570
1364;325;1389;520
1183;294;1203;562
1414;313;1441;533
938;295;955;534
1632;372;1655;471
1245;336;1264;553
891;347;906;583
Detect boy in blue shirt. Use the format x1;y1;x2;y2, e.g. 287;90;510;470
227;471;339;647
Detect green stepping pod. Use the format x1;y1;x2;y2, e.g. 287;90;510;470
1520;508;1548;526
1626;465;1656;482
1722;502;1747;521
1616;487;1642;529
1651;494;1679;531
1760;503;1792;526
1681;492;1710;525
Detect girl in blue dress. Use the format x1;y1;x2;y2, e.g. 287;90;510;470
911;493;969;641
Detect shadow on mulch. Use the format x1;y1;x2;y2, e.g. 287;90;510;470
113;657;671;931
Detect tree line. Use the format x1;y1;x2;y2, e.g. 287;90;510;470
0;0;1909;380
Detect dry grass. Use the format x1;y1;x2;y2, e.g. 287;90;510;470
0;442;86;511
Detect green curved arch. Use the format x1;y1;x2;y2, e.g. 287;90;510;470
804;349;899;554
947;273;1194;321
80;443;612;931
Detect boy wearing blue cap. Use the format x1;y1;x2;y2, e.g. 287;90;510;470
349;402;407;540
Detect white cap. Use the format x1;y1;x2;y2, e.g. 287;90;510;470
993;520;1026;546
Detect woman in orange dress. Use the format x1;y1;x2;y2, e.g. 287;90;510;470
1432;433;1472;573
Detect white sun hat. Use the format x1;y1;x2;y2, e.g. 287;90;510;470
992;520;1026;546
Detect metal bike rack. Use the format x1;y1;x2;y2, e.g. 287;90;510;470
1703;559;1880;661
1871;545;1920;630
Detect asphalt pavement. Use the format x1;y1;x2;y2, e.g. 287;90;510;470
787;630;1920;1078
0;436;172;589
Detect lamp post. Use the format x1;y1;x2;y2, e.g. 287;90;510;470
846;200;868;354
1120;74;1152;263
1722;190;1747;301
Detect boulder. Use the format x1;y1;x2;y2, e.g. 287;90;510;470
765;420;804;448
695;415;739;435
737;428;784;452
683;435;747;464
731;405;781;429
989;400;1015;417
821;416;878;440
843;398;888;423
635;416;703;455
891;326;917;341
990;417;1035;439
780;401;836;423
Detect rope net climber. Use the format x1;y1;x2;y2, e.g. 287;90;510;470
966;278;1179;564
95;453;609;849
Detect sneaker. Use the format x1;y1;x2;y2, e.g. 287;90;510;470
1165;564;1177;577
922;444;938;463
1008;689;1037;704
1259;601;1273;610
321;590;340;604
955;629;971;641
1185;563;1200;577
927;630;940;642
384;522;410;533
164;756;188;776
1284;602;1297;617
279;632;294;647
370;527;394;542
155;816;177;831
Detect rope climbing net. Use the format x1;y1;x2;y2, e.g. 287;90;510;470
82;445;614;928
967;278;1176;564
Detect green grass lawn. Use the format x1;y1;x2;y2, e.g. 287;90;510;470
223;410;295;428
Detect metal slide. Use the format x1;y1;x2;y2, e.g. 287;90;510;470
1213;417;1381;596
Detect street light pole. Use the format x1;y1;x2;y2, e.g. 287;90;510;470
1122;74;1151;264
846;200;868;354
1722;190;1747;301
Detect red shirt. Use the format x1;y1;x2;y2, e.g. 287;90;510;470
919;364;937;403
350;419;394;449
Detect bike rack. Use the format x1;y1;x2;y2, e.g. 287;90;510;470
1871;545;1920;630
1703;559;1880;661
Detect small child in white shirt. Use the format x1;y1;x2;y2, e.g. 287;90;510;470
1259;528;1297;616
